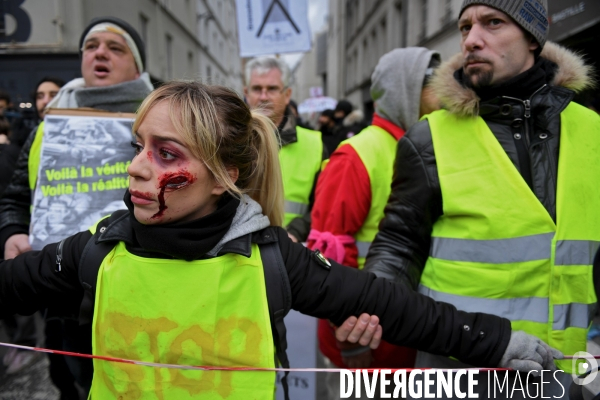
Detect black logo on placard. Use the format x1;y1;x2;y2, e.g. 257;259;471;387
256;0;300;37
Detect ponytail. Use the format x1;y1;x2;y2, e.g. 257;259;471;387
248;110;284;227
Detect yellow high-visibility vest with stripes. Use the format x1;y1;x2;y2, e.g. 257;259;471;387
89;235;276;399
421;104;600;373
279;126;322;226
339;125;397;269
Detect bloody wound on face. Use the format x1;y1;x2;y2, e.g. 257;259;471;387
151;169;197;219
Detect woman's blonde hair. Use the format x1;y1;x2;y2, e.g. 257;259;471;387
133;81;284;226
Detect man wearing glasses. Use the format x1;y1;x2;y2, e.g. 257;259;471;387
244;57;325;242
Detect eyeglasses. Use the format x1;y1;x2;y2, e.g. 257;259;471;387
249;85;287;97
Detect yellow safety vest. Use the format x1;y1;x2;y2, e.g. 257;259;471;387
90;239;276;399
421;104;600;373
279;126;322;226
28;122;45;190
339;125;397;268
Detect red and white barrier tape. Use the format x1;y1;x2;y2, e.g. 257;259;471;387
0;341;590;372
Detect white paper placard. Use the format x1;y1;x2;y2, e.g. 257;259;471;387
236;0;312;57
30;113;134;250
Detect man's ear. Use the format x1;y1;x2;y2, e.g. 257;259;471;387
529;36;539;52
283;87;292;105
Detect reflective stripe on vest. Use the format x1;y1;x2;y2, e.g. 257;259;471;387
423;104;600;373
279;126;322;226
284;200;308;216
418;285;549;323
431;235;600;265
356;241;371;259
555;240;600;265
419;285;594;330
339;125;397;268
91;242;276;399
553;303;596;330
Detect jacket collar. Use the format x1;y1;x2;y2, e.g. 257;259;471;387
98;210;255;258
372;113;405;141
431;42;595;117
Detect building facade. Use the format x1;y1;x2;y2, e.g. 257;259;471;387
293;0;600;116
0;0;243;105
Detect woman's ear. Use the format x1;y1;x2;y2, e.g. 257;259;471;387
212;167;240;196
227;167;239;185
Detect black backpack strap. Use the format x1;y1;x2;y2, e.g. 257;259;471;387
258;229;292;400
77;211;128;325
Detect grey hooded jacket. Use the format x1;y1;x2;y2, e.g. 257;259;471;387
371;47;440;130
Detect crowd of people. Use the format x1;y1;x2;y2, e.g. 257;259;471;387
0;0;599;399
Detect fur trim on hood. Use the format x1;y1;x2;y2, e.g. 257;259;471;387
430;42;596;117
343;109;365;127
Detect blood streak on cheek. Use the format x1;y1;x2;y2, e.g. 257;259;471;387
151;169;197;219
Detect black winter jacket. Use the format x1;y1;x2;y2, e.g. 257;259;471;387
0;129;34;247
365;43;596;289
0;206;511;368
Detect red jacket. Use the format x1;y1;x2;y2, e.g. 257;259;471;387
308;113;416;368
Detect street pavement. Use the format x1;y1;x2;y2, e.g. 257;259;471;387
0;355;59;400
0;320;59;400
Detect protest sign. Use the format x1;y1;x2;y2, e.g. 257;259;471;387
29;109;135;250
236;0;311;57
298;97;338;114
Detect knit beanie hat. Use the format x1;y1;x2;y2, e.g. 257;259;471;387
334;100;353;116
459;0;549;49
79;16;146;73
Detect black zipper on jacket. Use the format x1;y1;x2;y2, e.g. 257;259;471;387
501;85;547;191
55;239;64;272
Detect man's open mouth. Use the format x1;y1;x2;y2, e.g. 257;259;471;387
94;65;110;77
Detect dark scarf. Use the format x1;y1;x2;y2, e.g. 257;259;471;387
123;191;240;260
75;77;152;113
454;57;558;102
277;107;298;146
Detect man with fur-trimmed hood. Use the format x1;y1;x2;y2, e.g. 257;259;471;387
335;0;600;398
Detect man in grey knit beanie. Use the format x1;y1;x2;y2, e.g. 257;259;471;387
456;0;549;89
460;0;549;49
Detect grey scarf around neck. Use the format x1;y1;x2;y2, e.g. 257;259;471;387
75;77;152;113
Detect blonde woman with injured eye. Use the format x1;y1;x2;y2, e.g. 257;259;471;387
0;81;561;400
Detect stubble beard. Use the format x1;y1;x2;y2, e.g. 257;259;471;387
464;67;494;89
